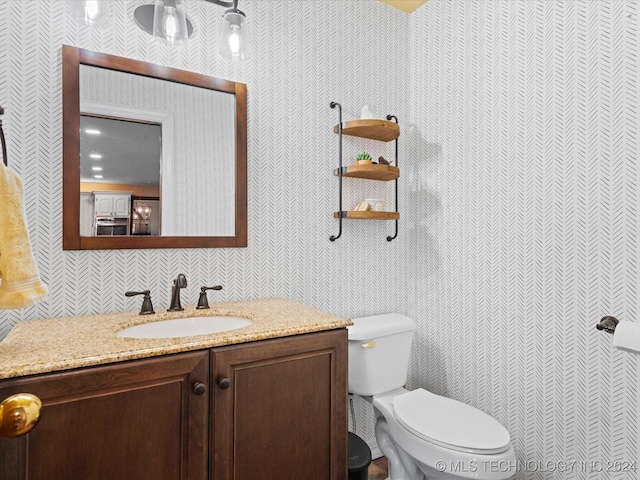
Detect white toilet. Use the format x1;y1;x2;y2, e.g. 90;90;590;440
348;314;516;480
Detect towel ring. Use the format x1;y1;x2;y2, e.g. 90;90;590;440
0;105;7;167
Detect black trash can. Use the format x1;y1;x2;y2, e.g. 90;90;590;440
348;432;372;480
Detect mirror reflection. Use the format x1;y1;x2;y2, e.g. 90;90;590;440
62;46;247;250
79;64;236;238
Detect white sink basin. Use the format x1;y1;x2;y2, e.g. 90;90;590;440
117;316;253;339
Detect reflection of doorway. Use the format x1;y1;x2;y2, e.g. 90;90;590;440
131;197;160;236
80;101;174;235
79;115;162;189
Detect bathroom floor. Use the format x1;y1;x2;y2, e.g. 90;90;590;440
368;456;388;479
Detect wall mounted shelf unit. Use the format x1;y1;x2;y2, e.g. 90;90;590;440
329;102;400;242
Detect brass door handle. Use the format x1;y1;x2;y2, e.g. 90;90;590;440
0;393;42;438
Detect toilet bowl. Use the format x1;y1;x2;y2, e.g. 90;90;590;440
348;314;516;480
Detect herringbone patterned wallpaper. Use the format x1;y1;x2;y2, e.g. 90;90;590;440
408;1;639;478
1;0;638;476
0;0;409;448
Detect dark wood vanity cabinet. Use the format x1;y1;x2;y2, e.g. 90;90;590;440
0;329;348;480
0;350;209;480
212;329;348;480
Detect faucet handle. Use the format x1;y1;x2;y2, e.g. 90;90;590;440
125;290;155;315
196;285;223;310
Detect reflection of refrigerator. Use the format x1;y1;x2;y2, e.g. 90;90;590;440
132;201;152;235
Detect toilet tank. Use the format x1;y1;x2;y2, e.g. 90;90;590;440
347;313;416;396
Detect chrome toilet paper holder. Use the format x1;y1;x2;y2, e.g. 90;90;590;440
596;316;619;334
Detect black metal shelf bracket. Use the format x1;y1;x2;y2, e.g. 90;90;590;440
0;105;7;167
330;101;343;241
386;114;398;242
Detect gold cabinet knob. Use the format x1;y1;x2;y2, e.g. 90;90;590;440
0;393;42;438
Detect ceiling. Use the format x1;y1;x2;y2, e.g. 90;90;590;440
376;0;428;14
80;115;162;186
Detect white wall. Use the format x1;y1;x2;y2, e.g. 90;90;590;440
408;0;639;477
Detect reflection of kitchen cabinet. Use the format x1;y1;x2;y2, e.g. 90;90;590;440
92;191;131;217
0;330;348;480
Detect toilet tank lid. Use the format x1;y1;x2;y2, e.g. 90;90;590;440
348;314;415;340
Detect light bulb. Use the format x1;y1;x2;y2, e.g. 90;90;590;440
162;7;178;41
219;9;249;62
70;0;110;28
85;1;98;22
153;0;188;45
228;30;240;56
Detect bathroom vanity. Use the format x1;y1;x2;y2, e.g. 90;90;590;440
0;298;350;480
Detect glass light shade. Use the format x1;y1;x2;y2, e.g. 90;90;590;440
70;0;111;28
219;10;249;62
153;0;189;45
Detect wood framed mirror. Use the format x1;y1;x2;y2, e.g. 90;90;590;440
62;45;247;250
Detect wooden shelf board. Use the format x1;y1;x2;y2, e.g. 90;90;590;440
333;119;400;142
333;164;399;181
333;211;400;220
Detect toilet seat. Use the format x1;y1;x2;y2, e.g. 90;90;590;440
393;389;511;455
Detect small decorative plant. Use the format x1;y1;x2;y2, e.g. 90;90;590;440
356;152;372;164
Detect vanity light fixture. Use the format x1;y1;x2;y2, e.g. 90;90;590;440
93;174;103;179
218;3;249;62
138;0;191;45
70;0;111;28
91;166;103;171
89;154;102;159
85;129;101;135
133;0;249;61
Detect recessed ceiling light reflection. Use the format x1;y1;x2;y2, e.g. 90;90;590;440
85;129;101;135
89;153;102;159
91;166;103;171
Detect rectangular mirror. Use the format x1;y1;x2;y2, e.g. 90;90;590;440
63;46;247;249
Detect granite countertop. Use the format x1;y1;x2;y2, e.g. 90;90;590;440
0;298;352;380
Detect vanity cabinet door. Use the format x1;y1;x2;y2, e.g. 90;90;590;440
211;329;348;480
0;351;209;480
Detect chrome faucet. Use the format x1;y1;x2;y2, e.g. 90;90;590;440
168;274;187;312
